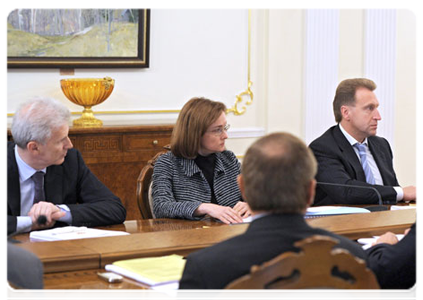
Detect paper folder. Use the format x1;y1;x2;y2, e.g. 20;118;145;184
105;254;186;287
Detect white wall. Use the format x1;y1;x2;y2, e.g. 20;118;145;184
7;9;249;123
394;10;416;187
7;9;416;186
257;9;416;186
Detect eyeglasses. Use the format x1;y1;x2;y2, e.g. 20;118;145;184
207;124;230;136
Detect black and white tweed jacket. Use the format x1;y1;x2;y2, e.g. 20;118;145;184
152;150;242;219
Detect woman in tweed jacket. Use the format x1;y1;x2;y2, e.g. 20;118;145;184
152;97;251;224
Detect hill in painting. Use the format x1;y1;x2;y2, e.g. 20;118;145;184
8;22;138;57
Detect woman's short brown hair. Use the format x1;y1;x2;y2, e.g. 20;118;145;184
171;97;226;159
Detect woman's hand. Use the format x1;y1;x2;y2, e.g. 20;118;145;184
194;203;243;224
233;201;252;218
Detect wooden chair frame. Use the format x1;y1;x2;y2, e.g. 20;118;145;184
136;146;170;219
226;235;380;289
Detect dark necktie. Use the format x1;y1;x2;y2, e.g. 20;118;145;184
353;143;375;184
32;171;45;203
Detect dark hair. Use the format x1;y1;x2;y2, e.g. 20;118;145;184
241;132;317;214
333;78;377;123
171;97;226;159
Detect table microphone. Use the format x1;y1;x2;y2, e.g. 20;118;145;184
37;215;47;226
6;215;47;243
316;181;383;206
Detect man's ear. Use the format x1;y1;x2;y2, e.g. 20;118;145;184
26;141;39;153
237;174;247;200
340;105;350;121
306;179;316;208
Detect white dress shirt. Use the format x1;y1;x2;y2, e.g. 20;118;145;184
14;146;45;232
339;124;403;201
14;146;72;233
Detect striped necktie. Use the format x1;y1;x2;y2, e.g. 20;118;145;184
353;143;375;184
32;171;45;203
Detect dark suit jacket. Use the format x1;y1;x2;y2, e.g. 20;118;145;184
179;213;367;289
366;223;416;289
309;125;399;205
8;242;44;288
8;142;126;235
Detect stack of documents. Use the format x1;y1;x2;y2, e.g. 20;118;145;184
105;254;186;289
29;226;129;241
305;206;370;218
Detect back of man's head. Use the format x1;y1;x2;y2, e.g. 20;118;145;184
11;97;70;148
241;132;317;214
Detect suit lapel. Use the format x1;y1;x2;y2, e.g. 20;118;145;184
333;125;366;181
178;157;201;178
368;138;388;183
214;153;226;174
45;165;64;204
8;143;21;215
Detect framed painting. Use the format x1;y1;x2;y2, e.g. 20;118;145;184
7;9;150;68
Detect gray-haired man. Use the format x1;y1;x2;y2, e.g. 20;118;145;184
8;97;126;235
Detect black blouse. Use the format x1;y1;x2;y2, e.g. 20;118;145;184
194;153;217;204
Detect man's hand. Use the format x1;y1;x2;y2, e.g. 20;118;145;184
233;201;252;218
372;231;399;246
28;201;66;230
403;186;416;202
194;203;243;224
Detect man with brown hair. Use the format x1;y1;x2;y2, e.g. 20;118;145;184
309;78;415;205
179;132;367;289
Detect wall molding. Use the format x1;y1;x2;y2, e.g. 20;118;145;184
304;9;340;144
364;9;396;146
228;127;266;139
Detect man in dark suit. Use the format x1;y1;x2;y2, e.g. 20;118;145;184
8;242;44;288
309;78;416;205
179;132;368;289
8;97;126;235
366;223;416;289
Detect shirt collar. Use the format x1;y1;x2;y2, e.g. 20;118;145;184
14;145;46;182
338;124;368;146
249;212;270;221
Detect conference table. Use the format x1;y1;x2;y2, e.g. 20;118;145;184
11;208;416;289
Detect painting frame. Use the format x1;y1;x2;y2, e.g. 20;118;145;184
7;9;150;69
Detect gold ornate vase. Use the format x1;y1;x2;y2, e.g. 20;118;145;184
60;77;115;128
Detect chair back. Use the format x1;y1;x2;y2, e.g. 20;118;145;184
136;146;170;219
4;280;38;300
225;235;379;289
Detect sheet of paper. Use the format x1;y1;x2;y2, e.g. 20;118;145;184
29;226;129;241
241;216;254;223
105;254;186;286
357;234;405;250
390;205;416;211
306;206;370;216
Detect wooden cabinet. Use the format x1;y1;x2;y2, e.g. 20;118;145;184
8;124;174;220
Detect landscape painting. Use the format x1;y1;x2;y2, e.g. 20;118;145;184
7;9;150;68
